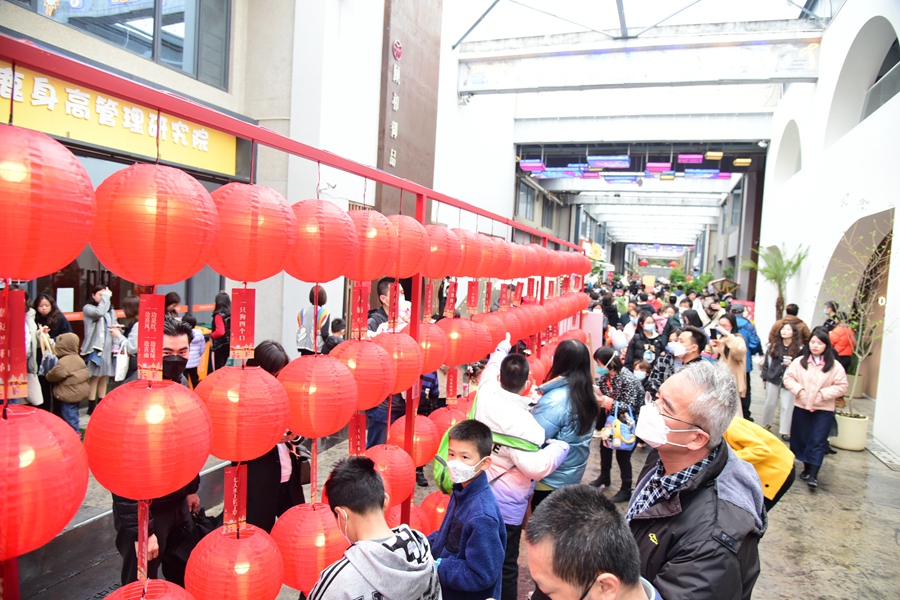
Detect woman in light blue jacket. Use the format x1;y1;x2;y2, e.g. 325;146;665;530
531;339;600;510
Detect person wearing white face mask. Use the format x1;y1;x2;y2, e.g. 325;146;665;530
428;420;506;600
624;313;665;371
310;456;441;600
626;362;766;600
643;326;708;397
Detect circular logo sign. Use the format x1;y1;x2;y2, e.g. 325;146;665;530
392;40;403;61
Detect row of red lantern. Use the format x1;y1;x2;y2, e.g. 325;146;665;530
1;126;590;285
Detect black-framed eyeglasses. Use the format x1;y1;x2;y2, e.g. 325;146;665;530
650;398;706;432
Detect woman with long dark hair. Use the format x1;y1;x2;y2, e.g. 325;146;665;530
243;341;308;532
761;322;804;440
783;327;848;488
681;309;704;330
34;293;72;413
531;340;599;509
210;292;231;371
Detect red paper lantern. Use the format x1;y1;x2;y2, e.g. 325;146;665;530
487;238;512;280
385;503;432;535
208;183;297;282
418;322;448;373
669;260;679;268
546;251;564;277
472;312;506;349
436;318;474;366
388;415;441;468
286;199;357;283
560;329;589;344
531;305;550;332
330;341;395;410
450;228;485;277
473;234;497;278
639;259;649;267
421;491;451;533
193;366;290;462
527;355;547;386
423;225;462;280
344;210;398;281
92;164;219;285
520;244;540;276
109;580;195;599
453;394;475;417
373;332;424;394
0;406;88;560
271;503;350;595
387;214;429;278
0;126;96;280
85;380;212;500
497;311;523;344
365;444;415;506
278;356;357;438
185;525;283;600
528;244;550;276
469;321;494;363
506;244;527;279
428;406;467;437
514;307;538;337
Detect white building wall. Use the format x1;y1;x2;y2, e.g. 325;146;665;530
757;0;900;455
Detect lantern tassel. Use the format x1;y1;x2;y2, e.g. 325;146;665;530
310;439;318;503
137;499;150;583
2;278;9;416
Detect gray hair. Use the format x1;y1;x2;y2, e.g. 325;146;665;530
680;361;739;450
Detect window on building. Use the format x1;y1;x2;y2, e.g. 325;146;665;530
13;0;230;89
517;181;535;221
730;188;742;227
542;200;554;229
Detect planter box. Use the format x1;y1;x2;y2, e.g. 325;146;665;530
845;374;865;399
830;413;869;451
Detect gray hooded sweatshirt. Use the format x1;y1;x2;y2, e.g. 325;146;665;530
309;524;442;600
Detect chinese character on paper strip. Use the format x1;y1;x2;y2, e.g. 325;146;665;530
172;121;189;146
390;121;398;139
30;77;58;110
148;113;168;140
96;96;119;127
65;88;91;120
391;93;400;111
0;68;25;102
393;64;401;84
192;128;209;151
123;106;145;134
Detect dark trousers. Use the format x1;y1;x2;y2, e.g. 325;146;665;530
599;444;634;488
790;407;834;467
741;371;753;419
115;502;189;586
184;367;199;389
836;355;851;372
764;465;795;511
365;405;403;449
501;524;522;600
211;345;229;371
37;375;59;416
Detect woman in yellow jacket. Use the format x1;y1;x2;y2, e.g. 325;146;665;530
724;415;795;510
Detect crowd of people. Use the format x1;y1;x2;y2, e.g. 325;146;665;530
4;272;857;599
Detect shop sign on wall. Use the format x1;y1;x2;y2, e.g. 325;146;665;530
0;60;237;176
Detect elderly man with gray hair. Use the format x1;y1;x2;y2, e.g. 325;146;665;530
625;361;767;600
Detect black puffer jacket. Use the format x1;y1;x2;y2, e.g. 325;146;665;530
629;442;767;600
624;330;666;369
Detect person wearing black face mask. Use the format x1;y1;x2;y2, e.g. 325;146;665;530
111;316;200;587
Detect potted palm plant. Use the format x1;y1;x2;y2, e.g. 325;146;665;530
741;244;809;320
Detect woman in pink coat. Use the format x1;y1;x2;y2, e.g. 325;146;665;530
783;327;848;489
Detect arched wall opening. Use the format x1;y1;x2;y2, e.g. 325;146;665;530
771;120;802;186
824;16;899;148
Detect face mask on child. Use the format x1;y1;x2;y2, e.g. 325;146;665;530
634;371;647;381
447;457;486;484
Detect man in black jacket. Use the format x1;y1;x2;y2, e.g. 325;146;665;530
112;317;200;586
626;361;767;600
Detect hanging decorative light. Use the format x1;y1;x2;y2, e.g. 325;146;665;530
450;228;485;277
193;366;290;462
422;225;462;280
420;491;451;533
469;321;494;363
286;199;358;283
373;332;424;394
388;415;441;468
427;406;467;437
0;406;89;560
343;210;399;281
435;318;474;366
387;214;429;278
278;356;357;439
185;525;284;600
208;183;297;282
330;341;396;411
639;259;649;267
385;503;433;535
270;503;350;595
559;329;589;344
489;238;513;280
471;312;506;349
365;444;415;507
84;380;212;500
506;244;527;279
108;580;195;599
527;355;548;387
417;322;448;374
0;125;96;280
91;163;219;285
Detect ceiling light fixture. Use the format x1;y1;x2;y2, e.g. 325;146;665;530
705;151;723;160
677;154;704;164
733;158;752;167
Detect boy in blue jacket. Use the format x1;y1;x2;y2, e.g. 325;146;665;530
428;420;507;600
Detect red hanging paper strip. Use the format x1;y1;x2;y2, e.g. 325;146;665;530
424;282;434;320
499;285;509;312
466;280;479;314
352;282;371;340
231;288;256;360
388;282;401;329
138;294;164;381
514;283;524;306
223;464;248;535
137;499;150;582
547;280;555;299
483;280;492;314
562;276;571;293
527;278;535;299
446;368;458;402
443;281;458;319
0;289;27;400
349;413;366;456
